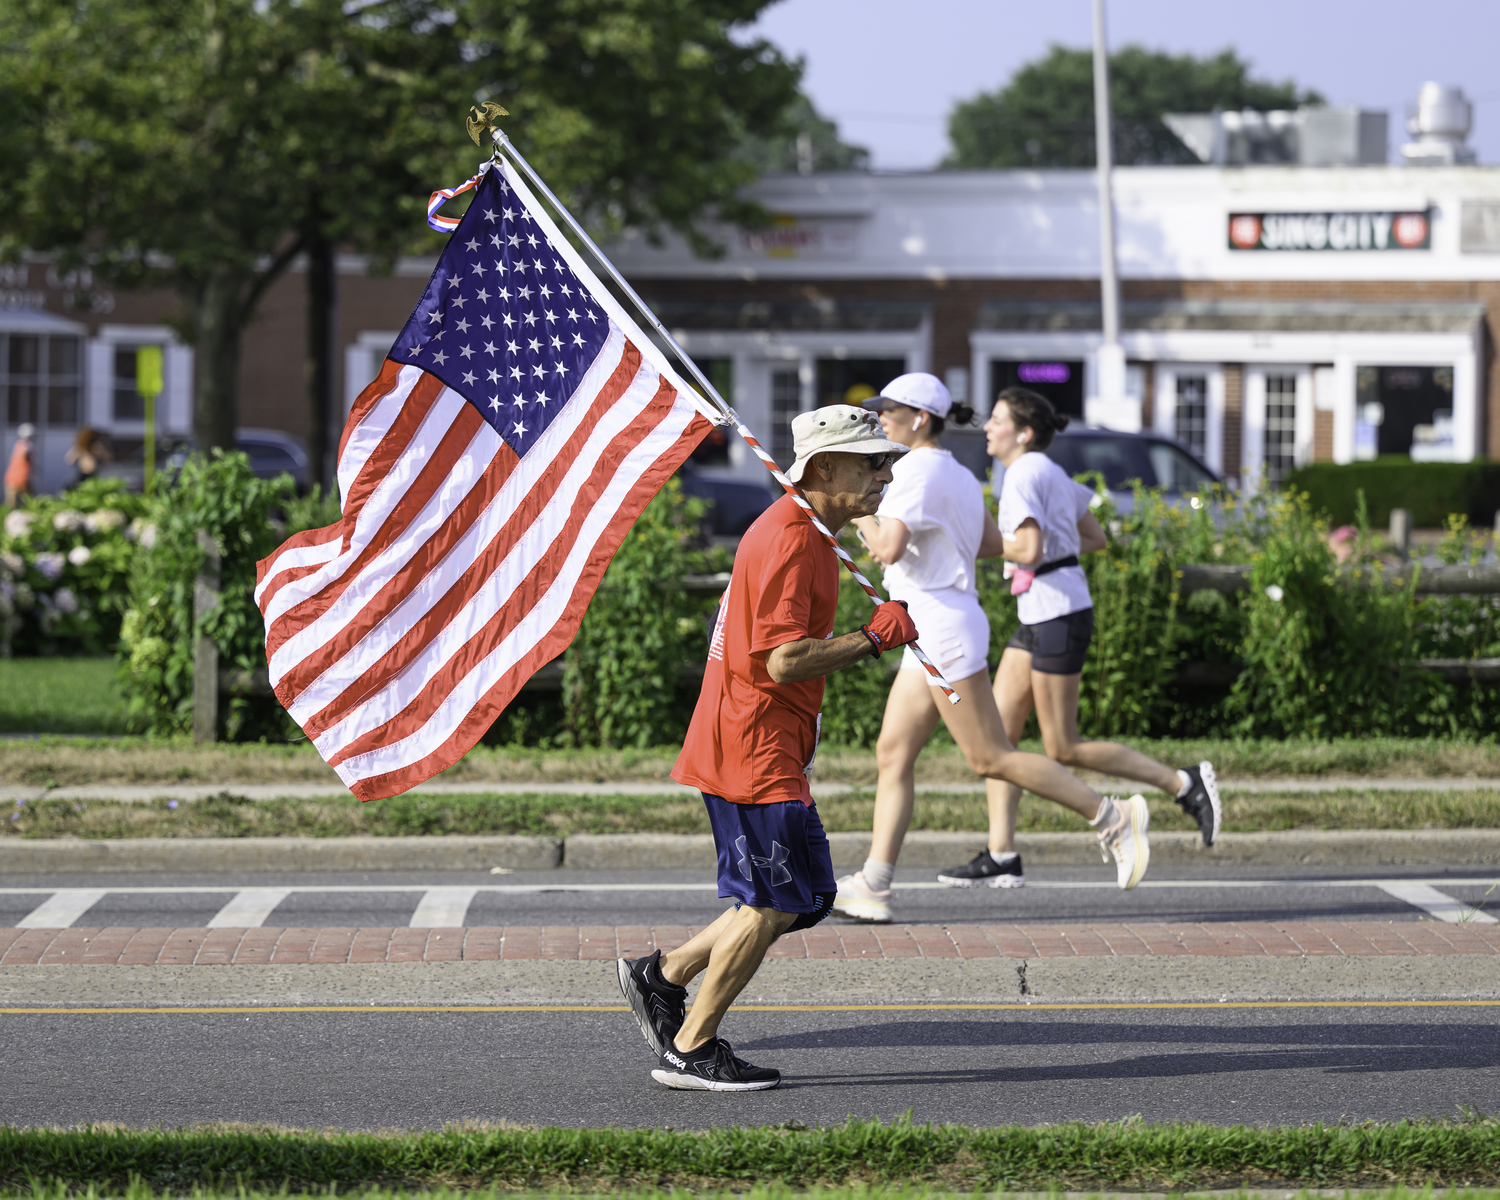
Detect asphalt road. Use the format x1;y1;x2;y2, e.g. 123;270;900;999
1;1003;1496;1129
3;864;1497;928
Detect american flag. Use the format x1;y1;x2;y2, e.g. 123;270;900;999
255;159;721;801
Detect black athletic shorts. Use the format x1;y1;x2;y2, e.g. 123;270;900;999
1006;606;1094;675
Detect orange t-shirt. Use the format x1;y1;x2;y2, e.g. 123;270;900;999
4;441;30;491
672;494;840;805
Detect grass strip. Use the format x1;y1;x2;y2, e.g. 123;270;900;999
7;788;1500;839
3;1119;1499;1192
7;1189;1500;1200
0;659;130;735
8;737;1500;789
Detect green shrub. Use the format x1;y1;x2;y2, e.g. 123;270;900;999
117;452;296;739
1284;457;1500;528
0;479;147;656
557;478;720;749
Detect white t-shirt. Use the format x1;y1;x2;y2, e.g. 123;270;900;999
876;447;984;599
996;450;1095;624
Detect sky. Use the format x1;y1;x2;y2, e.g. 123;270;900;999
745;0;1500;169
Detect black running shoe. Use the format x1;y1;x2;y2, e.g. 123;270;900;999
652;1037;781;1091
1175;761;1222;847
617;950;686;1056
936;850;1025;889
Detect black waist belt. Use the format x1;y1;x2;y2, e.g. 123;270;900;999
1033;555;1080;577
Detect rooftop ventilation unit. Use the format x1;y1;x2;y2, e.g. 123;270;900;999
1163;105;1387;166
1401;83;1476;165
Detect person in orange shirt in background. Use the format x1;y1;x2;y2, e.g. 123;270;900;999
617;405;917;1092
5;423;35;507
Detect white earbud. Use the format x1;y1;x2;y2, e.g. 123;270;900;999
1018;432;1030;444
911;413;925;431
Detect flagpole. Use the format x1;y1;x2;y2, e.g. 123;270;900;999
487;129;960;705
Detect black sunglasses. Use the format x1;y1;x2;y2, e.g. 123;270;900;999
864;452;898;470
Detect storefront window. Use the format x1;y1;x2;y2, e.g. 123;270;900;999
687;358;732;467
1264;374;1298;486
1174;374;1208;459
2;332;82;426
991;360;1085;417
816;358;905;408
1356;365;1454;460
114;347;146;420
771;368;800;469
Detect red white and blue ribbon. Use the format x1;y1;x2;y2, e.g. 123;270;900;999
425;164;490;232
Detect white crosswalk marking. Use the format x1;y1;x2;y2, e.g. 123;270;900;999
207;889;291;928
17;889;106;929
409;887;477;927
1378;881;1498;924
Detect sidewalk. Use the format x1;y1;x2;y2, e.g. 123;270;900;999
6;920;1497;965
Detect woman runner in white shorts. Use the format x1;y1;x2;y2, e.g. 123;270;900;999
832;373;1152;925
935;386;1221;892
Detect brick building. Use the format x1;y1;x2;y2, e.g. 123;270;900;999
4;163;1500;493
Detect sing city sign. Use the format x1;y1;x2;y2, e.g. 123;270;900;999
1228;210;1431;251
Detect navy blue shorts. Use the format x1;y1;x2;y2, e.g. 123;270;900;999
702;793;836;930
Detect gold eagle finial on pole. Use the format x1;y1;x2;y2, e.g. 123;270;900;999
467;102;510;149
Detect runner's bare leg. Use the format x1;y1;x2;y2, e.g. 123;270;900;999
1030;671;1180;794
986;647;1035;853
869;670;943;864
670;904;797;1051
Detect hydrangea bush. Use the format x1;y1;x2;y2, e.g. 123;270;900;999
0;479;147;656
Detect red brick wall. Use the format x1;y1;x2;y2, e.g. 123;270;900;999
1314;409;1335;461
1222;364;1243;484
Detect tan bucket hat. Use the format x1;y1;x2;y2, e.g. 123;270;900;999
787;404;907;484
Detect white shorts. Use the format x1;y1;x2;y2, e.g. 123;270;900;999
894;587;991;685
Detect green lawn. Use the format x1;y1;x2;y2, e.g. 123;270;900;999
3;1120;1498;1193
0;657;130;735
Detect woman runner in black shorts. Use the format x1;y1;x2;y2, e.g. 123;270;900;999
937;387;1222;890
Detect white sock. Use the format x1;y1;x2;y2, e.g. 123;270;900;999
862;858;894;892
1089;797;1119;829
1176;769;1193;798
989;850;1018;865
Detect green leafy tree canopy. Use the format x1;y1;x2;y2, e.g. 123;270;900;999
945;44;1323;169
0;0;800;453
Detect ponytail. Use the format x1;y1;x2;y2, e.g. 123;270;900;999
929;401;977;437
994;386;1068;450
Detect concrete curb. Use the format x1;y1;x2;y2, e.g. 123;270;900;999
3;828;1499;873
2;955;1497;1006
0;835;562;874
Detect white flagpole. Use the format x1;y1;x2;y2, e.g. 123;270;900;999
487;129;961;704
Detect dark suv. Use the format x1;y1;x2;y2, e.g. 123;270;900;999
1046;427;1219;505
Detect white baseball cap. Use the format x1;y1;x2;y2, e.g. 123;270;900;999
787;404;908;483
862;372;952;419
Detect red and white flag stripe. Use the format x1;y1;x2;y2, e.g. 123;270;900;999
256;161;719;801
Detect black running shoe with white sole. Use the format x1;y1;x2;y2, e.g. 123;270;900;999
1175;761;1221;846
652;1037;781;1091
617;950;687;1057
937;850;1025;889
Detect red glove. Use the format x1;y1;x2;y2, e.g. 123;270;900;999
861;600;919;657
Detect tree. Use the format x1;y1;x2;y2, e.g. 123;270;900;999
945;45;1324;169
0;0;800;467
739;94;870;175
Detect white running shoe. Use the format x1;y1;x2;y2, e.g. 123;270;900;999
1097;794;1151;890
832;871;892;923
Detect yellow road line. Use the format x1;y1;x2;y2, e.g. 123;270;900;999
1;999;1498;1015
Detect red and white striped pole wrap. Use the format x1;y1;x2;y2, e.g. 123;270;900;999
727;410;960;705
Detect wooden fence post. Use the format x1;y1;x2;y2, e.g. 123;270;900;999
193;531;221;744
1389;507;1412;560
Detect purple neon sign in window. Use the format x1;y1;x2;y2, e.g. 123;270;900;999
1017;362;1071;384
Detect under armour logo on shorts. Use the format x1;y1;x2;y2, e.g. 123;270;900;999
735;836;793;885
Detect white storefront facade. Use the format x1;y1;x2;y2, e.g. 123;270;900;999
607;165;1500;489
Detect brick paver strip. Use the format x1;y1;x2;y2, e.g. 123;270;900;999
1;922;1498;965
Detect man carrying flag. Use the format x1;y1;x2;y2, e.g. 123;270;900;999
619;406;920;1091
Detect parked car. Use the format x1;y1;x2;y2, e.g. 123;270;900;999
676;462;778;536
1046;426;1219;498
99;428;311;492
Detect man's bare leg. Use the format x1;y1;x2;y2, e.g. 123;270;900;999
672;904;796;1051
658;906;738;990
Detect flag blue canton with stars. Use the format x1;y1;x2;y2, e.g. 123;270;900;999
389;169;609;458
